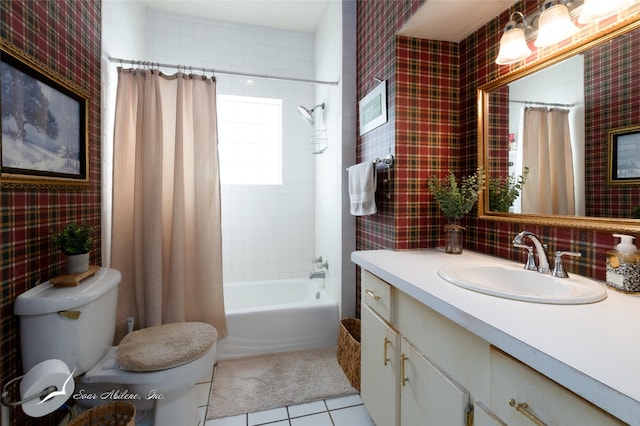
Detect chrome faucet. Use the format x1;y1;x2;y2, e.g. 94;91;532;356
551;251;582;278
309;270;326;279
513;231;551;274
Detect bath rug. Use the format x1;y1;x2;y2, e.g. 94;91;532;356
207;346;358;419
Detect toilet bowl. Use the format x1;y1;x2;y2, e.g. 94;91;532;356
14;268;217;426
76;344;216;425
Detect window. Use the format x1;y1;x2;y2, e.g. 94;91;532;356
217;95;282;185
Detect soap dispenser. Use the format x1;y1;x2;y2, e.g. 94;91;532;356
606;234;640;293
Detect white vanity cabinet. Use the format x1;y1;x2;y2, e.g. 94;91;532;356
360;270;472;426
359;266;630;426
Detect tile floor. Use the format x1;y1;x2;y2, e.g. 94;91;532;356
194;369;375;426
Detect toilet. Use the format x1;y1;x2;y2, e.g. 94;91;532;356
14;267;217;426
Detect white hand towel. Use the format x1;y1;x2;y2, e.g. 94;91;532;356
349;162;377;216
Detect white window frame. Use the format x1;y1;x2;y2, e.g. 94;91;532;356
217;94;282;185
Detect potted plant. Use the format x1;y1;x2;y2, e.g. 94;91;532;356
428;168;485;254
51;222;94;274
488;167;529;213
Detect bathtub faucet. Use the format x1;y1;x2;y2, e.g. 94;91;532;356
312;256;329;270
309;271;326;279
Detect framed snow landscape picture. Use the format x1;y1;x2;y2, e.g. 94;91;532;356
1;39;89;188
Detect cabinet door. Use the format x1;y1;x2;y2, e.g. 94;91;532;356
361;303;400;426
400;338;470;426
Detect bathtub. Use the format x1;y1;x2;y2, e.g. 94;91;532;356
216;278;339;360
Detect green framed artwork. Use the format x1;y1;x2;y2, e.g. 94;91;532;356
359;80;387;136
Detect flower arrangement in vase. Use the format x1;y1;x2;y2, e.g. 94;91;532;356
51;222;94;274
427;168;485;254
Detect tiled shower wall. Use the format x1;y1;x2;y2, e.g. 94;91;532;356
355;0;637;305
0;1;102;425
145;10;317;282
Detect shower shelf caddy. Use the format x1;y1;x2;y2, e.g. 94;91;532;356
312;128;328;154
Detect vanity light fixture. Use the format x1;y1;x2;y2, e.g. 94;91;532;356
495;12;532;65
578;0;633;24
535;0;579;48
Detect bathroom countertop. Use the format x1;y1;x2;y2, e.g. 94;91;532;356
352;249;640;424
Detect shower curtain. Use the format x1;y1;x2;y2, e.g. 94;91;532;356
111;68;227;342
521;107;575;215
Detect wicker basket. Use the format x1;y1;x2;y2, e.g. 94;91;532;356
337;317;361;391
69;402;136;426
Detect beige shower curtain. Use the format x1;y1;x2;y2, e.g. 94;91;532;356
111;68;227;342
521;107;575;216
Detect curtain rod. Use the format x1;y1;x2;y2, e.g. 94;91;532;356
510;99;574;108
108;57;339;86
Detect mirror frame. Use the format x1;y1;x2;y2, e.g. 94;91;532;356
478;14;640;232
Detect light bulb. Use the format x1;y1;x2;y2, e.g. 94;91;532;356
535;3;579;48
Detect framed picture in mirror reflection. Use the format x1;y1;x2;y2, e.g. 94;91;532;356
609;125;640;185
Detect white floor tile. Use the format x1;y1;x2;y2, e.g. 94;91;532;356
205;414;246;426
324;394;363;410
248;407;288;425
290;411;333;426
330;405;375;426
288;400;326;418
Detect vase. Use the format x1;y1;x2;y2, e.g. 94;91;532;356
444;220;465;255
66;253;89;274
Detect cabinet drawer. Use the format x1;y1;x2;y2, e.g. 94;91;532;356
362;270;393;322
490;348;624;426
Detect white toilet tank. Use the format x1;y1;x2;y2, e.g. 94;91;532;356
14;268;121;375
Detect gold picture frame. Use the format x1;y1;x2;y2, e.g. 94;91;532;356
1;39;90;189
608;125;640;185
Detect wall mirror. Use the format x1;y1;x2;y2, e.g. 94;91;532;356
478;14;640;232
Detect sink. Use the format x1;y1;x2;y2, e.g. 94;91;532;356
437;261;607;304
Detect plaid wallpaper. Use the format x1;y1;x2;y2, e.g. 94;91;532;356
0;1;102;424
585;30;640;217
355;0;638;310
395;36;459;250
355;0;423;254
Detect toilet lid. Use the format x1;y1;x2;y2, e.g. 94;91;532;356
117;322;217;372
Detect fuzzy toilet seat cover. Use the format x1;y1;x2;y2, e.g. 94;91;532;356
117;322;217;372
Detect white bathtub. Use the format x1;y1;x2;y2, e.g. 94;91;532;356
216;278;339;360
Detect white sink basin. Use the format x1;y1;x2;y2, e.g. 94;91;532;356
438;261;607;304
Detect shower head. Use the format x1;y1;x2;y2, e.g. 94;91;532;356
297;103;325;125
